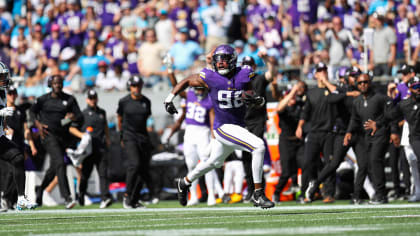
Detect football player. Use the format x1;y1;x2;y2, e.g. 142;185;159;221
0;62;37;211
164;45;274;208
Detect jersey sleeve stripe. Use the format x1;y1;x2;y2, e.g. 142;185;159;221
216;127;255;151
199;72;206;80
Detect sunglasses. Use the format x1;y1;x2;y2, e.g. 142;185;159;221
357;80;369;85
411;83;420;90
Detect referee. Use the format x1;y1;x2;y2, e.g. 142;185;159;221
117;76;154;209
31;75;83;209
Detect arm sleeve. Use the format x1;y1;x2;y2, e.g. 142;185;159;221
117;99;123;116
30;97;43;120
70;97;84;127
300;95;311;121
346;101;360;134
326;91;346;103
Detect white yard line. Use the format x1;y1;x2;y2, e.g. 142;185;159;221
3;204;420;215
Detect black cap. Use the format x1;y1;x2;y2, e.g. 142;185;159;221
408;76;420;87
7;85;17;94
129;76;143;86
241;56;256;67
87;89;97;99
315;62;327;71
398;64;415;74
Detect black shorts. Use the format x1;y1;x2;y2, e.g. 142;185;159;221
0;135;22;162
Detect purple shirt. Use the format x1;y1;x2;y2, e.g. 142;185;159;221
260;4;279;18
289;0;318;28
199;67;255;129
64;11;84;47
246;3;264;34
394;82;411;103
395;17;409;54
106;37;126;67
43;36;68;59
182;89;213;126
101;1;120;27
258;20;282;50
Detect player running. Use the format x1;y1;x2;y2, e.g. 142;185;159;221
164;45;274;209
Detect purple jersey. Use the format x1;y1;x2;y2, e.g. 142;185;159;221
43;36;68;59
409;23;420;51
101;1;120;27
182;89;213;126
289;0;318;28
246;3;263;30
64;11;84;47
199;67;255;129
260;3;279;18
106;37;126;66
395;17;409;54
126;51;139;75
258;20;282;50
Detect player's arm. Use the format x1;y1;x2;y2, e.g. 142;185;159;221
164;74;208;114
166;106;186;142
69;126;84;139
276;83;299;113
258;51;277;82
167;70;187;98
209;108;215;139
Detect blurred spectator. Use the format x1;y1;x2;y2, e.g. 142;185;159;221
257;14;282;53
243;37;264;67
68;44;108;90
395;3;408;60
119;1;138;40
125;37;140;76
370;12;396;76
0;0;12;28
246;0;262;35
43;24;68;61
137;28;165;88
233;40;246;64
155;9;174;50
169;28;203;72
202;0;232;52
325;16;353;78
81;3;102;38
105;25;126;68
406;12;420;72
170;0;198;41
61;0;85;54
13;40;40;78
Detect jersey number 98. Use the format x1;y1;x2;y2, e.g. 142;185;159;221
218;90;243;109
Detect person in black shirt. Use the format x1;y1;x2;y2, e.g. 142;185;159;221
68;89;112;208
390;76;420;202
117;76;153;209
272;82;306;203
0;62;36;211
31;75;83;209
1;86;37;210
344;73;399;204
305;67;369;204
241;53;277;202
296;62;341;204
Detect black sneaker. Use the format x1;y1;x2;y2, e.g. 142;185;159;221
252;189;274;209
35;186;43;207
369;196;388;205
132;201;146;209
176;178;190;206
349;198;364;205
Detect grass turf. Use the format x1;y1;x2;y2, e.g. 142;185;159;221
1;201;420;236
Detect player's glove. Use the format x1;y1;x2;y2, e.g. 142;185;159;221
164;101;178;115
0;107;14;117
242;92;265;108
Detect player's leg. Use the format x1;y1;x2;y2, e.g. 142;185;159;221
230;160;245;203
184;142;200;206
214;124;273;208
123;140;142;208
0;136;36;210
79;153;95;206
97;148;112;208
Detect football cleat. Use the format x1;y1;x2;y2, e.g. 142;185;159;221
369;196;388;205
252;189;274;209
17;196;37;210
229;193;243;204
187;198;199;206
305;180;316;203
64;198;76;209
323;196;335;204
99;198;113;209
176;178;190;206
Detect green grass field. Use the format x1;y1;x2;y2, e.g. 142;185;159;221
2;201;420;236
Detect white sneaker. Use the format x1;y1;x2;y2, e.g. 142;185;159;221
187;198;199;206
151;197;159;205
99;198;113;209
17;196;37;210
0;198;8;212
207;195;216;206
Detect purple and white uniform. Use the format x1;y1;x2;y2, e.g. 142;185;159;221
106;37;126;67
43;36;68;60
186;66;265;184
395;17;409;56
63;11;84;48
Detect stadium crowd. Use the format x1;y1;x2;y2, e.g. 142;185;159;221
1;0;420;210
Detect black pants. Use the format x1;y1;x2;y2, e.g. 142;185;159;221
0;136;25;196
301;131;334;195
367;136;389;199
389;144;411;193
124;138;153;204
79;142;110;201
315;133;368;199
242;121;266;192
40;134;71;201
273;137;304;195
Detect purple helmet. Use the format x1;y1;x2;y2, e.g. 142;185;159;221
212;44;237;75
337;66;348;78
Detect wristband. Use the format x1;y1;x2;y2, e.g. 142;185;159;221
164;93;176;103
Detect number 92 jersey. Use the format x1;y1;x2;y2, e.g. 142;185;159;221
181;88;213;127
199;67;255;129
